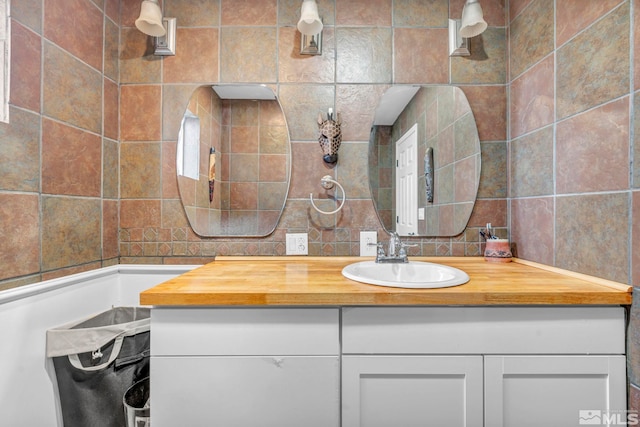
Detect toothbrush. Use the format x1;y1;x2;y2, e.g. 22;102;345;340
483;223;497;240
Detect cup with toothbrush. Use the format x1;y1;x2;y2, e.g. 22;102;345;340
481;223;512;263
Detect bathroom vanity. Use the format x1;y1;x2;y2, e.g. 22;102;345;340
140;257;631;427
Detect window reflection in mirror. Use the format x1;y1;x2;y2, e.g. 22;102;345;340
369;85;481;237
177;85;291;237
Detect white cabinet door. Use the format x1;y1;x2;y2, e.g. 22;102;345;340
342;355;483;427
485;355;627;427
151;356;340;427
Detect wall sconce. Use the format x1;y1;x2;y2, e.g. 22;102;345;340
448;0;488;57
135;0;176;56
297;0;323;55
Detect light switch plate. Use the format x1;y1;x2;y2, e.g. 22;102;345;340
286;233;308;255
360;231;378;256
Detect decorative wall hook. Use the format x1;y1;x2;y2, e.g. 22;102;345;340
317;108;342;164
424;147;434;203
310;175;346;215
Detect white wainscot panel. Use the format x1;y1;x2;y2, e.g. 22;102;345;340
0;265;196;427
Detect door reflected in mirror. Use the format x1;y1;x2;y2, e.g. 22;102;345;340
177;85;291;236
369;85;481;237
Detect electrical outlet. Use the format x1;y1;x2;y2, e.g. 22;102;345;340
360;231;378;257
286;233;308;255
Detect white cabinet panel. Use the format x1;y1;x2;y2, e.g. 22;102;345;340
342;307;625;354
343;355;483;427
152;308;339;356
152;356;340;427
485;355;627;427
149;306;628;426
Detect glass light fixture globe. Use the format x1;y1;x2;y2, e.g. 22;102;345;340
297;0;323;35
135;0;166;37
459;0;487;38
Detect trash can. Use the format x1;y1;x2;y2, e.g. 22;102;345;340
46;307;151;427
123;377;150;427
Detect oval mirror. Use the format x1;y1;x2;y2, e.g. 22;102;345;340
369;85;481;237
177;84;291;236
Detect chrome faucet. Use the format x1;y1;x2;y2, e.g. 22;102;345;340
388;232;401;257
373;232;417;263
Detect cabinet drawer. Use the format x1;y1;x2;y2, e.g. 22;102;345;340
152;356;340;427
151;308;339;356
342;306;625;355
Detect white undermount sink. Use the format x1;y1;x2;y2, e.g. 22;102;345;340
341;260;470;289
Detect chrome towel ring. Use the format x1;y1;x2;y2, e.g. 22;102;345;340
309;175;346;215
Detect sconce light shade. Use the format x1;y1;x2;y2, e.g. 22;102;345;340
297;0;323;55
297;0;323;35
459;0;487;38
135;0;166;37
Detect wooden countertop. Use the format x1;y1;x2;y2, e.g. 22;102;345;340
139;257;632;306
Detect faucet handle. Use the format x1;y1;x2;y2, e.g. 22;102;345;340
399;241;418;258
400;241;418;248
369;241;385;252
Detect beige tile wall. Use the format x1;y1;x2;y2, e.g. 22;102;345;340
0;0;120;289
507;0;639;409
119;0;509;261
6;0;635;291
507;0;635;283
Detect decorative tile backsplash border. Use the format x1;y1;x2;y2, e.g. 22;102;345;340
118;224;493;261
